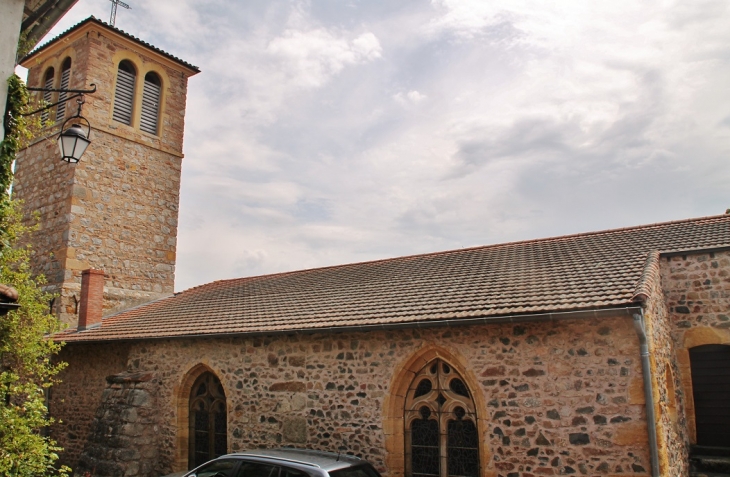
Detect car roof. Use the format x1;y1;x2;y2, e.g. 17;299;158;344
226;448;366;472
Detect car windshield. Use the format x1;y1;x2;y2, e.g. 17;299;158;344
329;465;381;477
191;459;238;477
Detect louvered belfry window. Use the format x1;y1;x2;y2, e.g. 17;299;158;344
55;58;72;122
40;67;54;123
112;60;136;125
141;72;161;134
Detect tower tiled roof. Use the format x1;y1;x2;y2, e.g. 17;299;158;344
20;16;200;73
58;214;730;342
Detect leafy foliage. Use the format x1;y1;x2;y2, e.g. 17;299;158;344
0;203;69;477
1;75;38;192
0;75;69;477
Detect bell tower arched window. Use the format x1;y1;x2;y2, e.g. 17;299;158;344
405;359;479;477
40;67;54;123
113;60;136;125
55;58;72;122
189;372;227;469
140;72;161;135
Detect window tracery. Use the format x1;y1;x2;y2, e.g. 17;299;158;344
405;359;479;477
189;372;227;469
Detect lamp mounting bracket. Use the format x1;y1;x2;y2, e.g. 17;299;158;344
22;84;97;117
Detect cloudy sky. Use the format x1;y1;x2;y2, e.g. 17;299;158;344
30;0;730;291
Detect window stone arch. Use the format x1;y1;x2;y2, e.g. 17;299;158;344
405;359;479;477
384;346;489;477
189;371;227;468
175;363;228;472
677;327;730;443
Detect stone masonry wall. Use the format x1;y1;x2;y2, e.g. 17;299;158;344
51;343;131;468
56;125;182;322
76;372;161;477
661;249;730;445
54;315;654;477
16;26;193;326
664;249;730;339
641;256;690;476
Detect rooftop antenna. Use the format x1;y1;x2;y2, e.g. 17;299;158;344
109;0;131;27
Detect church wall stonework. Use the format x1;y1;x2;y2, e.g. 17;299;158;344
51;343;131;467
54;315;653;477
76;372;160;477
662;249;730;445
641;257;690;476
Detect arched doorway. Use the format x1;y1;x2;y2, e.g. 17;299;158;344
189;372;227;469
689;344;730;447
404;359;479;477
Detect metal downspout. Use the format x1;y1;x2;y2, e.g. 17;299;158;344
633;311;660;477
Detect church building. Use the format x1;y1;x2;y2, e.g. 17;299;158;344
15;17;730;477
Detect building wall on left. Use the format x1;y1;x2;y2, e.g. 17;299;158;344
0;0;25;139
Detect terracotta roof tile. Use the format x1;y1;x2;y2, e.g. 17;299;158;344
58;214;730;342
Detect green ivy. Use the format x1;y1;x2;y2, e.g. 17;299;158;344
0;75;70;477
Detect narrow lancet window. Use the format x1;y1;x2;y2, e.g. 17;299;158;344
189;372;227;469
140;72;161;134
55;58;72;122
41;67;54;123
112;60;136;125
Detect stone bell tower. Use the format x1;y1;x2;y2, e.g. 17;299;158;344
14;17;199;326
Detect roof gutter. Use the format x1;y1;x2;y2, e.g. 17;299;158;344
60;304;644;344
632;309;660;477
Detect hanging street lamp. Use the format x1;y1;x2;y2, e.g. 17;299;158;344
23;83;96;163
57;95;92;163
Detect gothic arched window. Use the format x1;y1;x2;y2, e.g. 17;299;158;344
140;72;161;135
113;60;136;125
189;372;227;469
55;57;72;122
405;359;479;477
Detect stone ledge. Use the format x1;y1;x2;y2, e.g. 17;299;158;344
106;372;153;384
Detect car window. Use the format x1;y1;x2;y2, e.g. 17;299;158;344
190;459;239;477
280;467;309;477
235;462;280;477
329;465;381;477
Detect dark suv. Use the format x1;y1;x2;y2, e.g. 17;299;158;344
185;449;382;477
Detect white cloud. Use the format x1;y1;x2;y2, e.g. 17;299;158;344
31;0;730;291
394;90;427;105
267;28;382;89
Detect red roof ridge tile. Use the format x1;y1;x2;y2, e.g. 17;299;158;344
631;251;661;303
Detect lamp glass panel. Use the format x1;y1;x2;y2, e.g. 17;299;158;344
58;134;76;159
58;131;90;162
71;136;90;160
